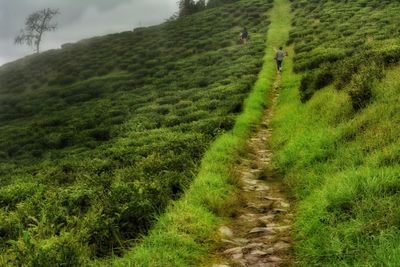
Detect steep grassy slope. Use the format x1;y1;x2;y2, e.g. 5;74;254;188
0;1;273;265
289;0;400;105
270;0;400;265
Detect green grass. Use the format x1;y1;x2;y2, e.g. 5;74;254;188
3;0;398;265
97;0;292;266
0;1;274;265
289;0;400;106
271;10;400;267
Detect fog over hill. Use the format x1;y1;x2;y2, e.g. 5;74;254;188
0;0;177;66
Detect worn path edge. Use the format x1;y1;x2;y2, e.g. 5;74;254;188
210;0;293;266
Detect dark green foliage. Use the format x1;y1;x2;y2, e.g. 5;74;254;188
0;0;273;265
179;0;208;17
282;0;400;265
348;61;383;111
207;0;240;8
299;67;334;102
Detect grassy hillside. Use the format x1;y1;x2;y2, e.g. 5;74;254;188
0;0;273;265
108;0;291;266
289;0;400;105
270;0;400;265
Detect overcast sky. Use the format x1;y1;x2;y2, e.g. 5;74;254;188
0;0;178;66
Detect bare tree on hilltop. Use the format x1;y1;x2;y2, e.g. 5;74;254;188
15;8;60;54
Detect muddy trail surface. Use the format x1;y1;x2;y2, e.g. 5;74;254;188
211;77;294;267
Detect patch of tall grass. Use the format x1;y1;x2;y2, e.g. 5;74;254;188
271;46;400;266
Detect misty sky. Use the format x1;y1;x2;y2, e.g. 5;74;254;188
0;0;178;66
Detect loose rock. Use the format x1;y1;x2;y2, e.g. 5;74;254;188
268;256;283;262
221;239;239;246
234;238;249;245
255;185;270;191
223;247;243;255
250;249;269;256
273;241;291;251
219;226;234;239
278;201;290;208
231;253;243;260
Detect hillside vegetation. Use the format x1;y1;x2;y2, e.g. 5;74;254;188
0;0;273;265
271;0;400;265
109;0;290;265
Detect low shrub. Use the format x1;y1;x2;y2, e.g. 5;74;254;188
299;67;334;102
79;69;96;80
56;75;77;85
348;62;383;111
88;128;111;141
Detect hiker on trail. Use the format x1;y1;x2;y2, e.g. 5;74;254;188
274;46;288;72
240;27;249;44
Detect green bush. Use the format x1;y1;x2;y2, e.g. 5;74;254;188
348;62;383;111
0;183;39;208
276;1;400;266
89;128;111;141
11;233;87;267
79;69;96;80
299;68;334;102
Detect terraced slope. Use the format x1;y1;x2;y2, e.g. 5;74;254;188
0;1;273;265
270;0;400;265
289;0;400;104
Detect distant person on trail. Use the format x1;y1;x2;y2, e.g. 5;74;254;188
240;27;249;44
274;46;288;73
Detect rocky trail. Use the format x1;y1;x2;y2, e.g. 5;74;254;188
211;77;294;267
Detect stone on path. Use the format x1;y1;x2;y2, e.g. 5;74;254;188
231;253;243;260
250;247;274;256
243;242;264;250
247;202;274;212
242;172;256;180
258;215;275;224
278;201;290;208
239;213;257;221
250;249;269;256
243;177;258;185
268;225;291;232
221;239;239;246
232;259;246;267
283;219;291;224
254;264;274;267
280;236;291;243
264;196;283;201
219;226;234;239
273;241;291;251
272;208;287;214
234;238;249;245
256;234;276;242
268;256;283;262
223;247;243;255
249;227;276;234
255;185;270;191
